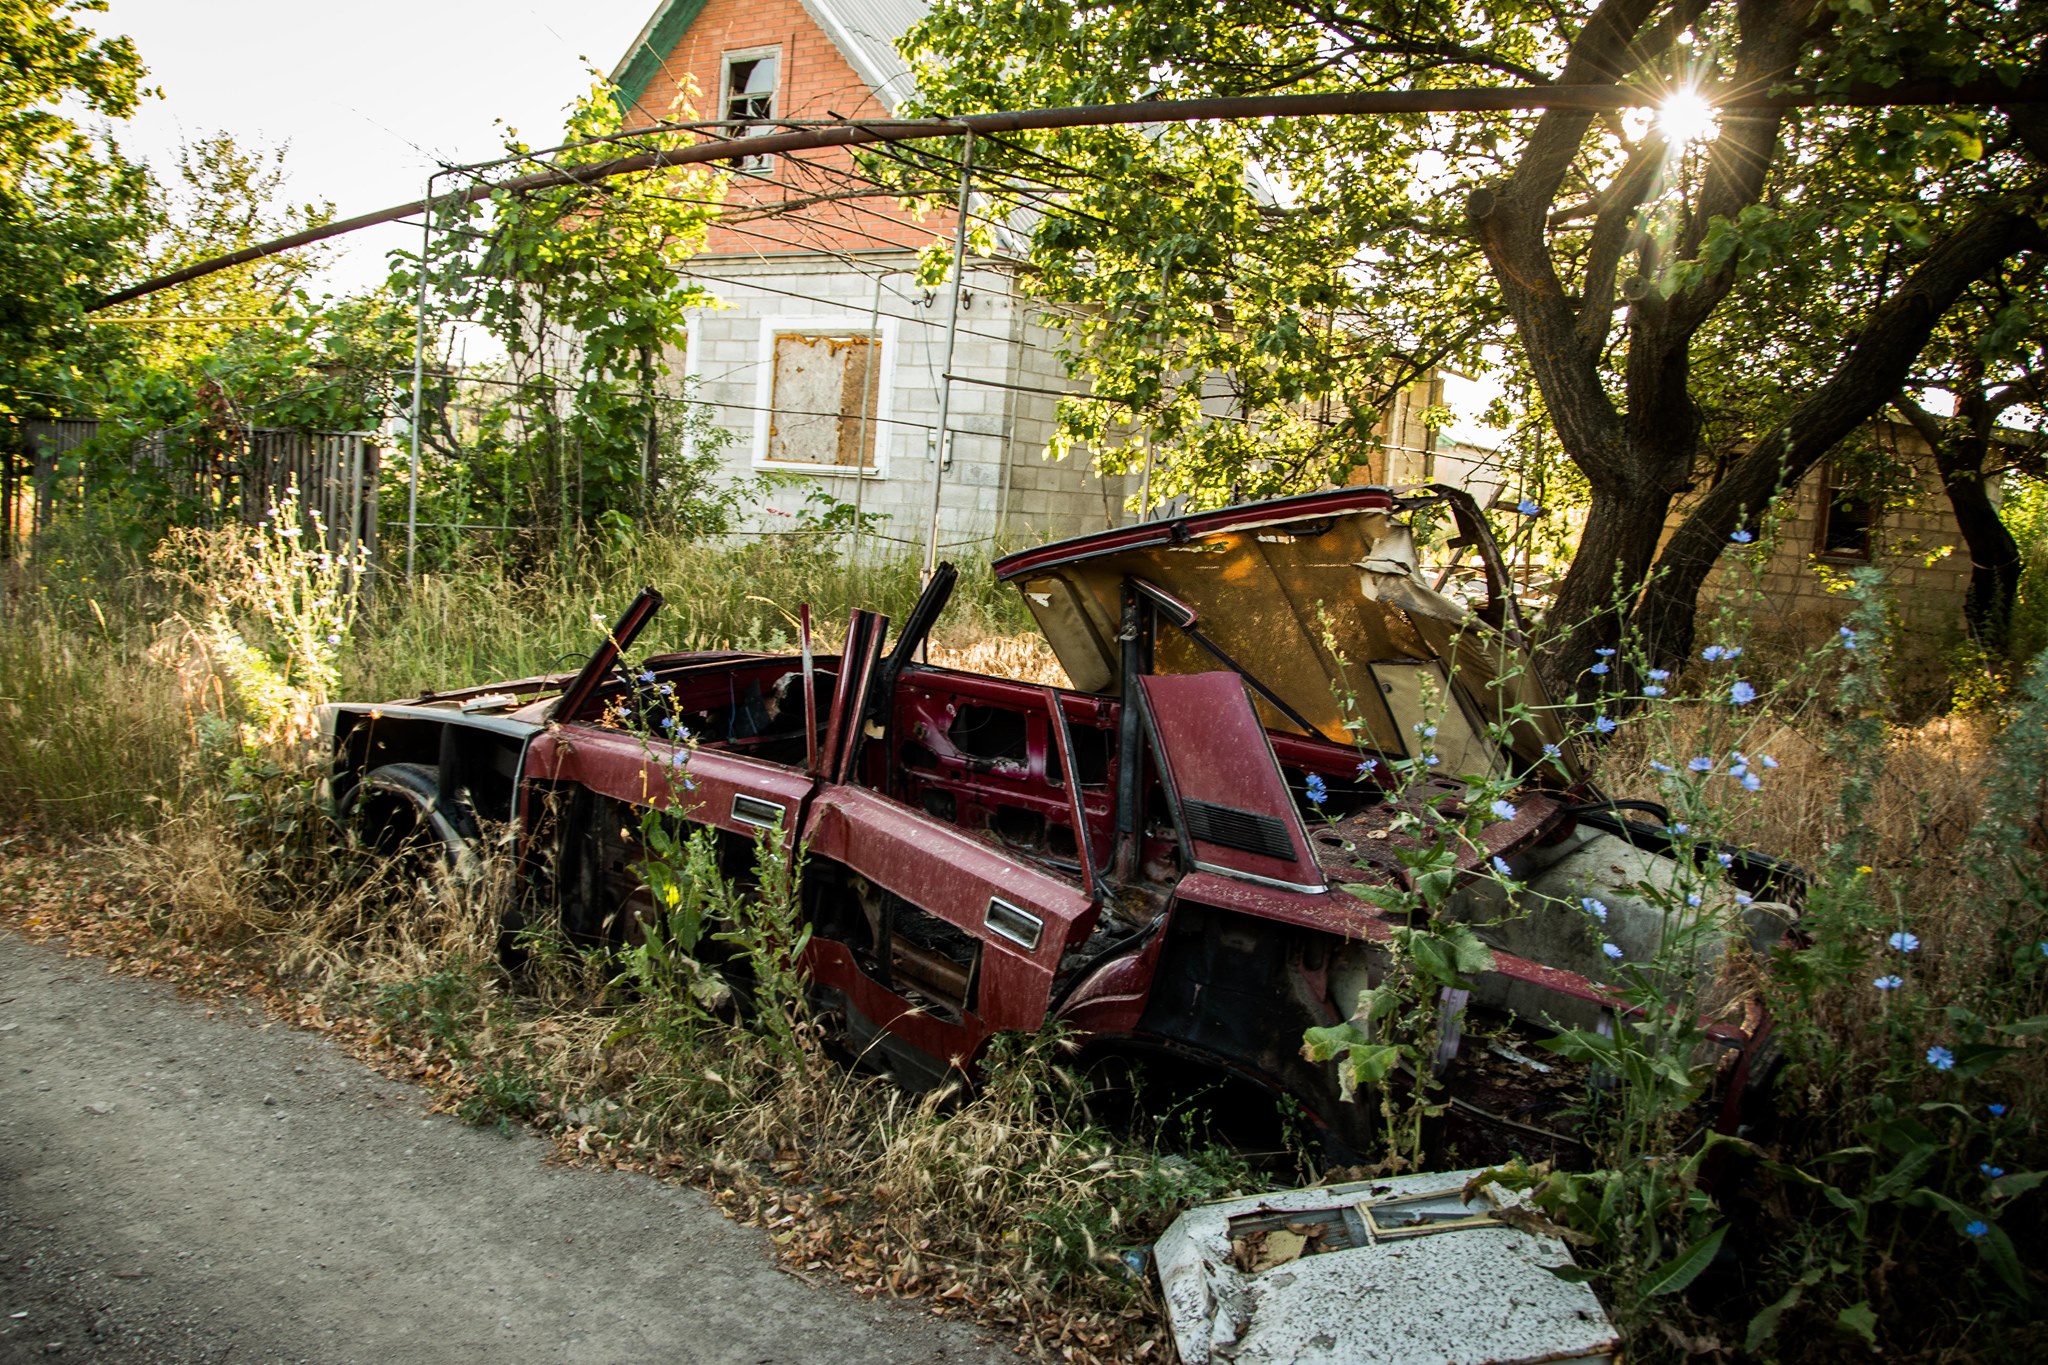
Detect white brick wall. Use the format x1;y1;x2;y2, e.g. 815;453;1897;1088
672;252;1136;553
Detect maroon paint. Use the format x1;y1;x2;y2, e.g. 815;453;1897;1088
1138;672;1326;892
992;487;1402;583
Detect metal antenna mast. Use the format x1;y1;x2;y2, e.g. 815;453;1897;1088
404;169;439;583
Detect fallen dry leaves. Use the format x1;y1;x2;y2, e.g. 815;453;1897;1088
0;827;1172;1364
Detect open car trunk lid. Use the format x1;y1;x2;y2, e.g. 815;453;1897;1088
991;487;1577;778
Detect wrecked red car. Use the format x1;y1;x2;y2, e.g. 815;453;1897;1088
320;486;1798;1159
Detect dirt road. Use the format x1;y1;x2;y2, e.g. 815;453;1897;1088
0;932;1006;1364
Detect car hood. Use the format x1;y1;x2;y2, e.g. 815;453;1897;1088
991;487;1575;776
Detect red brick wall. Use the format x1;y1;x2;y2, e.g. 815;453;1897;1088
625;0;930;258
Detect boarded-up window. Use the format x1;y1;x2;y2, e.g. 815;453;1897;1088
767;333;882;468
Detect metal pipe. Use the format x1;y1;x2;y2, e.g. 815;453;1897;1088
852;269;883;562
89;79;2047;312
922;130;975;584
404;169;436;583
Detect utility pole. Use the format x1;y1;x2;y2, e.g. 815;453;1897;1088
405;169;438;583
921;131;975;584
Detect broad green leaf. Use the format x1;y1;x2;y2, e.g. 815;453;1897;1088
1836;1301;1879;1347
1642;1223;1727;1297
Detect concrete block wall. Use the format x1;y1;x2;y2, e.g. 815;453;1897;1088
676;252;1136;555
1676;440;1985;656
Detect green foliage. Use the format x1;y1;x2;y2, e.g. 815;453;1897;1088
458;1056;543;1136
52;128;411;540
403;85;726;540
0;0;151;420
373;966;485;1058
899;0;2046;670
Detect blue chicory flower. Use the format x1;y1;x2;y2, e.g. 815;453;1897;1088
1425;754;1441;767
1730;680;1757;705
1982;1164;2005;1178
669;751;688;769
1491;855;1514;877
1594;715;1618;734
1543;743;1562;759
1686;892;1703;907
1648;669;1670;681
1491;798;1518;821
1589;662;1609;675
1516;497;1542;516
1356;757;1377;777
1734;892;1754;906
1689;756;1713;773
660;716;677;730
1927;1045;1955;1071
1717;852;1735;868
1889;931;1920;952
1989;1104;2007;1116
1582;897;1608;921
2039;941;2047;957
1741;772;1763;792
1702;645;1726;661
1602;942;1624;960
1840;626;1859;650
1650;760;1673;772
1761;755;1779;769
326;633;341;646
1596;648;1616;657
1965;1220;1989;1238
1643;684;1665;696
1304;774;1328;807
1731;528;1755;544
1672;822;1690;834
1874;974;1903;990
637;669;656;684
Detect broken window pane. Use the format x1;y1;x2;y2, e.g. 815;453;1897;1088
722;50;779;170
767;333;882;468
1816;463;1873;560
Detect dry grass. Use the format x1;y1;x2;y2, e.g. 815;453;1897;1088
1598;701;1999;886
929;631;1072;686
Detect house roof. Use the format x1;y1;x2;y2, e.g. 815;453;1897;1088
609;0;929;119
797;0;929;113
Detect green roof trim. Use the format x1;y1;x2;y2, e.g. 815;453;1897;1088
611;0;709;120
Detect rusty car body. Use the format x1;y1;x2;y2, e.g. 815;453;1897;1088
320;486;1798;1159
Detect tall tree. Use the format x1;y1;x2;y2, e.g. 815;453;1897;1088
1892;263;2047;653
898;0;2046;687
0;0;150;421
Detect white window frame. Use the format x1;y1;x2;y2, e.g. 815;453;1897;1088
751;314;898;477
719;45;782;174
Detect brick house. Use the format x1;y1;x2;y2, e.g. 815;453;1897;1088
1672;420;2004;658
607;0;1141;550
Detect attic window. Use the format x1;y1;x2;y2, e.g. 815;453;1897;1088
721;47;780;172
1815;462;1873;561
766;332;884;469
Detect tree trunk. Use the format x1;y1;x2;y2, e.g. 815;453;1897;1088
1900;393;2026;653
1630;210;2045;667
1940;457;2022;651
1537;474;1677;693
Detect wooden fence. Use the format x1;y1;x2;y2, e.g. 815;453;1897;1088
4;418;380;564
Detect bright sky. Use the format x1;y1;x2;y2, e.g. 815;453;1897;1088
88;1;659;297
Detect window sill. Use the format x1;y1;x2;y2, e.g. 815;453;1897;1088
756;460;884;478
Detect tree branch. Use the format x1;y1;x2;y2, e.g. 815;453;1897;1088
1632;207;2047;662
